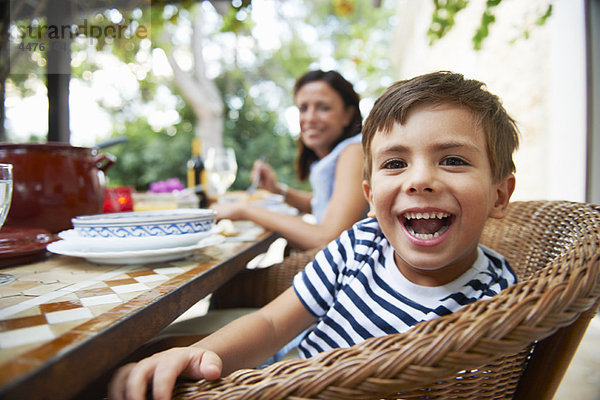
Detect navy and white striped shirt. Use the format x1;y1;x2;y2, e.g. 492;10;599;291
292;217;517;359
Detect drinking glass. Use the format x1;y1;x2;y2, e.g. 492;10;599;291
205;147;238;196
0;164;14;286
0;163;13;228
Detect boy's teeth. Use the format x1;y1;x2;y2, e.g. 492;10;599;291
406;224;449;239
405;212;450;220
404;211;451;239
406;226;441;239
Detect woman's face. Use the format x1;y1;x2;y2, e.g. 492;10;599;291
295;81;354;159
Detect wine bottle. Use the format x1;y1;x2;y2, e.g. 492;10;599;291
186;138;208;207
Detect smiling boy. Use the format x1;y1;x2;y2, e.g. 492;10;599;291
362;77;517;287
109;71;520;400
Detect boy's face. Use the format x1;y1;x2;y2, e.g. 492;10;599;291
363;103;515;286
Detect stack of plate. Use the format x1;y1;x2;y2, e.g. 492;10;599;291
47;209;224;265
219;193;299;216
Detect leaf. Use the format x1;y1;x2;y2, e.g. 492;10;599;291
536;4;553;26
472;9;497;50
427;0;553;51
427;0;470;45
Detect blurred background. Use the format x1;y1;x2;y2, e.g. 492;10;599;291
2;0;597;204
1;1;599;398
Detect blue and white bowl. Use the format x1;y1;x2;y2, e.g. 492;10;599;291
72;208;216;238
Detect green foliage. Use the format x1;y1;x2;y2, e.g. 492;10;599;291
427;0;469;46
509;4;553;44
220;0;253;34
428;0;553;50
535;4;553;26
216;72;303;191
472;0;501;50
7;0;397;194
298;0;397;98
104;116;195;190
103;0;396;193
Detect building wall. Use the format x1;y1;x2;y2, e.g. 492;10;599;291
390;0;587;201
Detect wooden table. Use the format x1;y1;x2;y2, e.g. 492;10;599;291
0;224;278;399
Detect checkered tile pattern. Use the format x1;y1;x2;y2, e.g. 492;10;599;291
0;260;195;362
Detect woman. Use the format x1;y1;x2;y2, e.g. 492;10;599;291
114;71;367;367
212;70;367;250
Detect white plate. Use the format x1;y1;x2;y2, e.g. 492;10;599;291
57;226;222;252
218;195;298;216
251;201;298;216
47;235;225;265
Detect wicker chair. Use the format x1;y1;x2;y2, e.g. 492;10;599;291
174;200;600;400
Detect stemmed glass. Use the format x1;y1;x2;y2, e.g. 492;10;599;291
205;147;238;197
0;164;15;286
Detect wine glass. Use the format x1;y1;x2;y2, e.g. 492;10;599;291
0;164;12;228
205;147;238;197
0;164;15;286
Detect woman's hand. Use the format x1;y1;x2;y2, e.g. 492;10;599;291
108;347;223;400
210;201;247;221
251;159;279;193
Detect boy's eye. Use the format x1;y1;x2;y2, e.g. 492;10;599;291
382;159;407;169
441;156;468;166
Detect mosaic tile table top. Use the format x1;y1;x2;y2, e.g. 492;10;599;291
0;225;277;399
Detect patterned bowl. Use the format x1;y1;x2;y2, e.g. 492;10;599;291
71;208;216;238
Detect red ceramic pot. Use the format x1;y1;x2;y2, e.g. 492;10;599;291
0;142;115;233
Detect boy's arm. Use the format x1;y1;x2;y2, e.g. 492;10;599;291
193;286;315;374
109;287;316;400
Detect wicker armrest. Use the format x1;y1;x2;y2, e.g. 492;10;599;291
174;201;600;400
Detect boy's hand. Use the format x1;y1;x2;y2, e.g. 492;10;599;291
108;347;222;400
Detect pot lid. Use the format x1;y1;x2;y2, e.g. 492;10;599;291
0;142;96;153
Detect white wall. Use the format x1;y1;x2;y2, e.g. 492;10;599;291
390;0;587;201
547;0;587;201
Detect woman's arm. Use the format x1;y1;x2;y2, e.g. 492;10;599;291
109;288;316;400
212;203;322;249
278;184;313;214
213;144;366;250
317;143;367;236
251;159;313;213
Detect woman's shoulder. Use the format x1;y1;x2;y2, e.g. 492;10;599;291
335;135;363;167
327;133;361;158
311;135;361;176
338;133;362;148
338;141;362;159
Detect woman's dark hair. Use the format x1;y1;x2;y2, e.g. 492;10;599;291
294;70;362;181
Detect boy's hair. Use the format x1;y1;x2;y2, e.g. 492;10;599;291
362;71;519;183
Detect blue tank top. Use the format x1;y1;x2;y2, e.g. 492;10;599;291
308;133;362;223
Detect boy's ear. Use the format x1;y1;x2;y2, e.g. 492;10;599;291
489;174;516;219
362;180;377;218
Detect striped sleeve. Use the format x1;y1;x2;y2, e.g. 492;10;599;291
293;219;378;317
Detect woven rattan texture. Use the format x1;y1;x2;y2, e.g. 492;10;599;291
174;201;600;400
